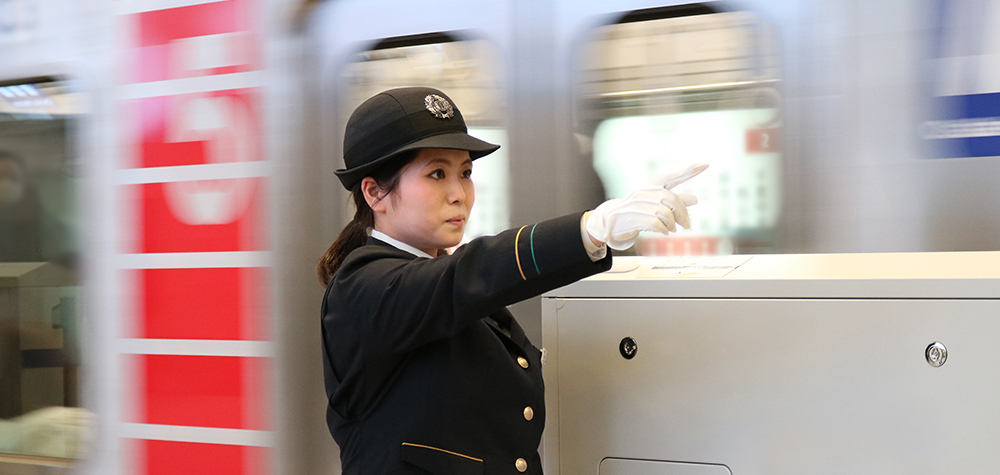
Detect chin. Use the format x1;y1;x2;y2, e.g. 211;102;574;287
439;234;464;249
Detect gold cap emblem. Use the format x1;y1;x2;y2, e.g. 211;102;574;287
424;94;455;119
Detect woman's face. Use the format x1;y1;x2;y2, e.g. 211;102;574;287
371;148;475;255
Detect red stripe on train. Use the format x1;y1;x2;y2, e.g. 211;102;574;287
137;267;269;341
140;439;272;475
134;355;270;430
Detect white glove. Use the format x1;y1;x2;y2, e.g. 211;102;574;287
586;163;708;250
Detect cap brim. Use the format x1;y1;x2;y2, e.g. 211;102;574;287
335;131;500;189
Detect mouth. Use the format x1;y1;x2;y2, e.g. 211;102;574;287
446;216;466;226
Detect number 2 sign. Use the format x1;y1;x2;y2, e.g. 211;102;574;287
746;128;779;154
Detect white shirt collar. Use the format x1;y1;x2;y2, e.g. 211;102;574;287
370;229;435;259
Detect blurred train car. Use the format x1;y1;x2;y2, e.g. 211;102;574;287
1;0;999;473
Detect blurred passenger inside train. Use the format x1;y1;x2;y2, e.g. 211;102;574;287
317;86;705;474
0;151;73;265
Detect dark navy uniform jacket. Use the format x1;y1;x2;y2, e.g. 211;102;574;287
322;212;612;474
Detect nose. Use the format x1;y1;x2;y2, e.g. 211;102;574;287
447;176;466;204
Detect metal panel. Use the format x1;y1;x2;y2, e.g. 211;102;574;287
547;252;1000;299
546;297;1000;474
600;458;732;475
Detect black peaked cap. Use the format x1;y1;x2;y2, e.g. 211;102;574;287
335;87;500;190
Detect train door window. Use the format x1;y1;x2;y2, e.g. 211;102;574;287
576;4;782;255
0;77;89;463
343;33;509;241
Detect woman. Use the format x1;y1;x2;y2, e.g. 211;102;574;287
319;87;703;474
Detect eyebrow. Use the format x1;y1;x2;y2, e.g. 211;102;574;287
424;157;473;167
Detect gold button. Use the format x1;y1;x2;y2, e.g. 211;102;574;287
515;458;528;472
517;356;529;369
523;406;534;421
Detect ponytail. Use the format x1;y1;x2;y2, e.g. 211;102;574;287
317;150;416;286
317;187;373;286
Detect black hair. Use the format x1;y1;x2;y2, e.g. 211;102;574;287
317;150;419;286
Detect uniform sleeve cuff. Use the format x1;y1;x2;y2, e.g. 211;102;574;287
581;212;608;262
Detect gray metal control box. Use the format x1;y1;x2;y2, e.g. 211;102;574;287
542;252;1000;475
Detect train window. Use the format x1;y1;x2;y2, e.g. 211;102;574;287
0;77;89;463
343;32;509;241
576;4;781;255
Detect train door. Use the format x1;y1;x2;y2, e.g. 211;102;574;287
551;0;788;255
0;76;87;474
0;2;96;473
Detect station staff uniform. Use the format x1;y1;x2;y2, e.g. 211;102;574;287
322;212;612;475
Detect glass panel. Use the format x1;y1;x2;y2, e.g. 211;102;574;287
0;77;90;461
343;35;509;241
577;6;782;255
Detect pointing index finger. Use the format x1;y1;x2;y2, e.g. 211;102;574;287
662;163;709;190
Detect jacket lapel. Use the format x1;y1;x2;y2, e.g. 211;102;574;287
369;236;530;348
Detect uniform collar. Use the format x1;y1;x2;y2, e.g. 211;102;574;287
370;229;434;259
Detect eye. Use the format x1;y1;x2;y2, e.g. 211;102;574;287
429;169;445;179
461;168;472;179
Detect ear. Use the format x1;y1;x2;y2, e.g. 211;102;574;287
361;177;388;213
